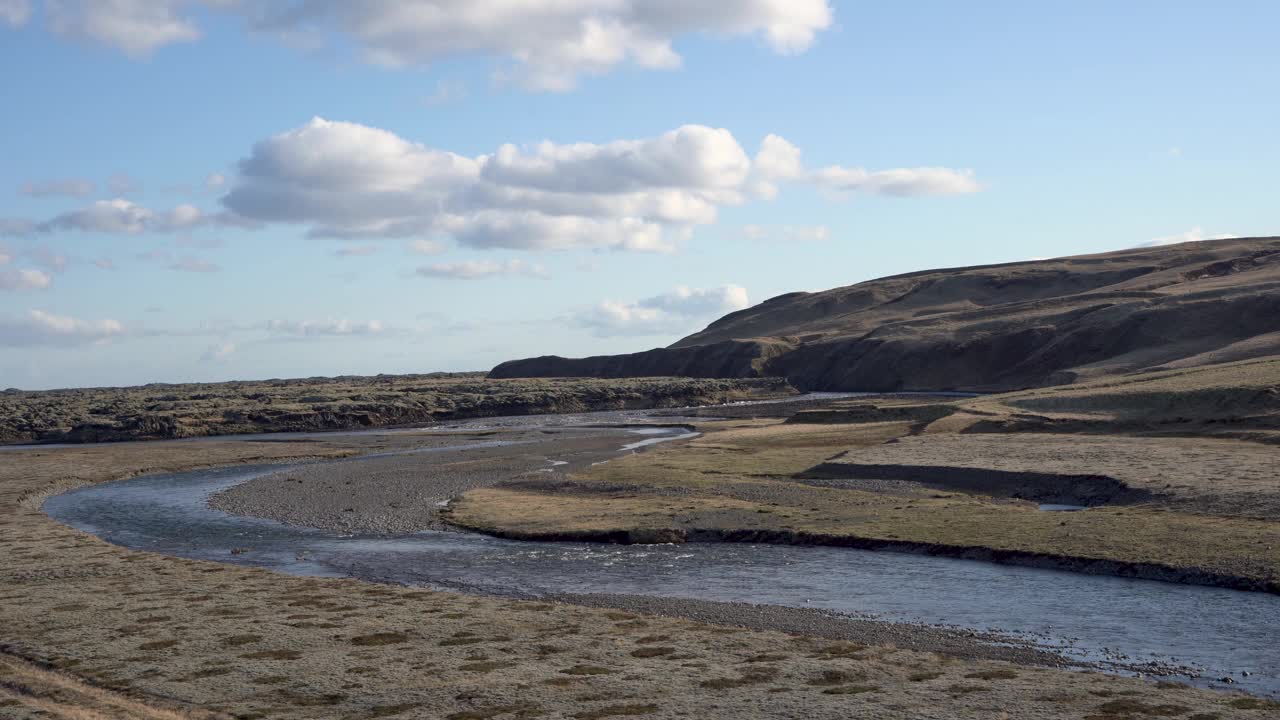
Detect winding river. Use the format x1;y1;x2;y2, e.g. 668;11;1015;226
38;417;1280;699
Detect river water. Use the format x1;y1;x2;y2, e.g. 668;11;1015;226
42;424;1280;699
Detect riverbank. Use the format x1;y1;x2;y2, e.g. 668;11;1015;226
6;432;1274;718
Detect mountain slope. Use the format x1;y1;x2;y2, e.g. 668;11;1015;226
490;237;1280;392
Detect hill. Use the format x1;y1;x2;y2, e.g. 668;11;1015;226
491;237;1280;392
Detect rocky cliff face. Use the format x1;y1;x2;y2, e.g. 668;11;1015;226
490;237;1280;392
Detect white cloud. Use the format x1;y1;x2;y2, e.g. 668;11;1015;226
1137;226;1238;248
222;118;978;255
236;1;831;91
451;211;673;252
638;285;750;316
807;166;981;197
0;0;30;26
740;224;830;242
750;135;979;199
35;2;832;88
46;0;201;56
39;199;155;234
266;319;385;337
19;178;95;198
0;268;52;291
68;199;150;233
93;257;116;270
482;125;750;194
749;134;804;198
0;247;54;291
205;172;227;191
200;341;236;363
576;284;749;336
415;258;547;280
0;309;124;346
37;198;251;234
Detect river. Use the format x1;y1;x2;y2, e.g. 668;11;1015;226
40;417;1280;699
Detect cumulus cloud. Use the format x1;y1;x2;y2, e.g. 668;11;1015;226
1137;226;1238;248
576;284;749;337
19;178;95;198
740;224;830;242
265;319;385;337
0;0;31;26
32;1;834;86
205;172;227;191
45;0;201;56
222;118;978;254
0;309;124;346
415;258;547;280
128;1;824;91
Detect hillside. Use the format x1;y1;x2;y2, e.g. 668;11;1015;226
491;237;1280;392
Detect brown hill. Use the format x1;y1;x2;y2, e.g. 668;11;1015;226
490;237;1280;392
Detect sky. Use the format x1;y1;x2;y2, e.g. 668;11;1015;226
0;1;1277;390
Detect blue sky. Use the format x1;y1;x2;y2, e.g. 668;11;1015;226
0;1;1276;389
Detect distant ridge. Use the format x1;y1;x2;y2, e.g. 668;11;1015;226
490;237;1280;392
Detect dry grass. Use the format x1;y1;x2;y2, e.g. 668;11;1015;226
0;653;217;719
